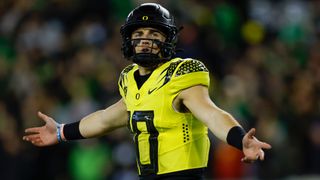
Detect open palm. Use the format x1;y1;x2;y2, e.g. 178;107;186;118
23;111;58;147
241;128;272;163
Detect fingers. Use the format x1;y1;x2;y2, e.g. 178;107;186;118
23;133;40;141
32;138;44;146
247;128;256;138
23;134;45;146
261;142;272;149
241;156;255;163
23;111;51;136
242;149;267;163
245;129;272;150
242;128;271;163
241;154;260;163
25;127;42;133
30;138;44;146
37;111;52;123
259;149;265;161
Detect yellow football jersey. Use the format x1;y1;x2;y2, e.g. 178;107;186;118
118;58;210;176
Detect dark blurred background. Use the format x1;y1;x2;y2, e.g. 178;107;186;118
0;0;319;179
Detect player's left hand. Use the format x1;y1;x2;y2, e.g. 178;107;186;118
241;128;272;163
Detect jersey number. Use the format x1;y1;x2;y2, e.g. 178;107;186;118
130;111;159;175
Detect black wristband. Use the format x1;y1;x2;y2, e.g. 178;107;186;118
63;121;85;140
226;126;246;150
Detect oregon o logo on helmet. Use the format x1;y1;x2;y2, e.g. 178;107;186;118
142;16;148;20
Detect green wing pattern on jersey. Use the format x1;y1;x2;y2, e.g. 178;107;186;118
119;64;135;97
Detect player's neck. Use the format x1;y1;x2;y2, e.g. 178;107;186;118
138;66;153;75
138;63;163;75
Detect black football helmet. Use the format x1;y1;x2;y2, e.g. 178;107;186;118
120;3;179;67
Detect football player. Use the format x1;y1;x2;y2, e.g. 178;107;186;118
23;3;271;180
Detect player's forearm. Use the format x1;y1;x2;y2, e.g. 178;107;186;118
78;110;112;138
61;99;128;141
200;104;246;150
206;107;241;142
59;110;115;141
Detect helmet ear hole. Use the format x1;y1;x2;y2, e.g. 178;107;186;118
161;46;171;58
122;39;134;58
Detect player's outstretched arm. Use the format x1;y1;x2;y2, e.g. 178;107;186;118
177;85;271;162
23;98;128;146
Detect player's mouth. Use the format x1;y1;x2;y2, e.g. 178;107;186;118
141;48;151;53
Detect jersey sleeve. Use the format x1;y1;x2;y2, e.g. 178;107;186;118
169;59;210;94
118;64;136;98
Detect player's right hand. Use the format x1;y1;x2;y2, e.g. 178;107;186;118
23;111;59;146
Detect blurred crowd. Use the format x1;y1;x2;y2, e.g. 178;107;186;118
0;0;319;179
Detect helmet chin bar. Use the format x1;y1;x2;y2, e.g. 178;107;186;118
130;38;174;68
132;53;163;67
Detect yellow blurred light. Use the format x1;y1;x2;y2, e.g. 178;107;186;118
242;20;265;45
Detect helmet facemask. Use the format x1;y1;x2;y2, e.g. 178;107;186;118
123;37;176;67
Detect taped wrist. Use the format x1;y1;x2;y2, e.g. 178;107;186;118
56;124;63;142
227;126;246;150
63;121;85;140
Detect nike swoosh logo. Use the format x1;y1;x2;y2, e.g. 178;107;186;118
148;88;157;94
